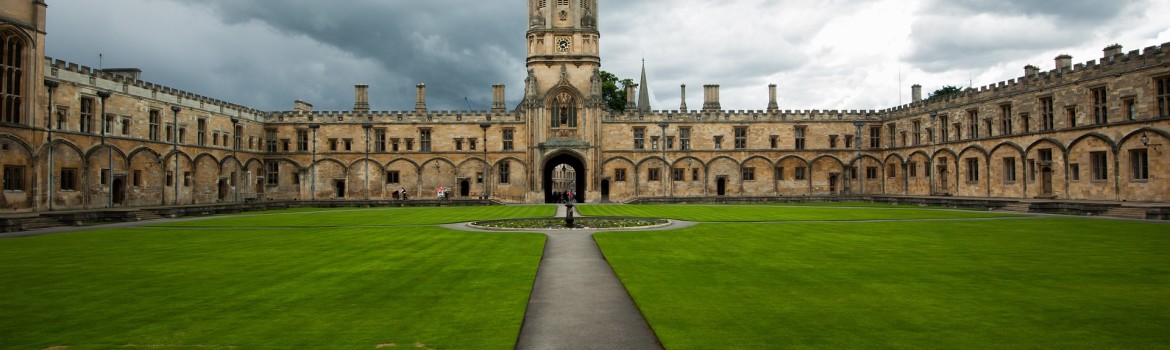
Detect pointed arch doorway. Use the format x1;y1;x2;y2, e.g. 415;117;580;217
543;152;586;203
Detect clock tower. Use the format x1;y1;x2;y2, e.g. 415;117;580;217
523;0;604;203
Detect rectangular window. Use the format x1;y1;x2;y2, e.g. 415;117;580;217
54;106;68;130
888;164;897;178
100;169;109;185
1021;113;1031;133
614;168;627;182
1092;87;1108;125
405;138;414;151
455;138;464;151
1000;104;1013;135
845;135;854;149
1039;149;1053;163
60;168;78;191
1066;106;1077;128
329;138;339;151
770;135;778;149
913;120;922;145
166;171;174;187
375;129;386;152
212;132;220;146
387;171;400;184
419;129;432;152
292;171;300;185
734;127;748;149
794;126;806;150
183;172;193;187
633;127;645;150
953;123;962;141
121;117;131;136
342;139;351;152
266;161;279;186
469;138;477;151
1003;158;1016;183
197;118;207;146
870;126;882;148
908;162;918;178
966;158;980;182
1157;76;1170;118
80;97;95;133
265;129;277;152
297;130;309;152
149;110;160;141
651;136;659;150
775;167;785;181
503;129;515;151
234;125;243;150
476;172;483;184
1070;164;1080;181
666;137;674;150
281;139;291;152
1124;98;1136;121
672;168;685;181
887;124;896;147
1091;151;1108;181
133;170;142;187
742;167;755;181
391;138;400;152
498;161;511;184
680;127;691;150
714;136;723;150
1131;149;1149;180
692;168;700;181
648;168;661;182
829;135;838;149
794;166;807;180
1040;97;1055;130
1028;159;1037;182
967;109;979;139
866;167;878;180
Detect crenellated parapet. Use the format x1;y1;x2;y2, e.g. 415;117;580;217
265;109;522;125
879;41;1170;120
604;109;883;124
44;56;267;121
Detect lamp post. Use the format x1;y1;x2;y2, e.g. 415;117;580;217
97;91;112;208
362;123;372;201
45;79;59;211
434;162;442;200
171;106;181;206
658;121;669;198
479;122;491;200
309;123;319;201
231;118;240;204
929;111;937;196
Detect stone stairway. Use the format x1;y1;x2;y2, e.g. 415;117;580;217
1104;206;1149;220
19;217;64;231
1000;202;1032;213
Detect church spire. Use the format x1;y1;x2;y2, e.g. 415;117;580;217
638;59;651;113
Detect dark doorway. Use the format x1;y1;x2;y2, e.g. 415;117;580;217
334;180;346;198
460;180;470;198
600;180;610;202
543;152;586;203
716;177;727;196
1041;167;1054;197
938;167;949;194
112;176;127;206
829;174;839;194
218;178;229;202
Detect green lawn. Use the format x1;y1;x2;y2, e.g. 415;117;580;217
595;217;1170;349
578;204;1016;221
0;207;548;349
158;205;555;227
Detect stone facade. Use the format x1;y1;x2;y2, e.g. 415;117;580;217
1;0;1168;212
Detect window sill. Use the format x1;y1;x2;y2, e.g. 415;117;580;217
1130;179;1150;183
2;190;26;194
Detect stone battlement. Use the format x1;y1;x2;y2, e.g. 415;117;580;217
45;56;266;120
266;109;522;124
604;109;882;123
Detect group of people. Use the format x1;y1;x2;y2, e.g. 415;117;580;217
391;188;409;200
554;190;576;203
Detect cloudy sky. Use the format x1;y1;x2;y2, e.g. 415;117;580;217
46;0;1170;112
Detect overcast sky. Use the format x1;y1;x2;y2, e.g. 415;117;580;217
46;0;1170;112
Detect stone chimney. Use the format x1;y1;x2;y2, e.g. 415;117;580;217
625;84;638;111
1055;54;1073;71
702;84;721;112
353;84;370;112
767;84;779;112
679;84;687;112
294;100;313;113
911;84;922;103
1103;44;1123;58
1025;65;1040;76
491;84;506;114
414;83;428;113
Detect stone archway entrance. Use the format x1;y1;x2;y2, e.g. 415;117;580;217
112;176;127;206
543;152;586;203
460;179;471;198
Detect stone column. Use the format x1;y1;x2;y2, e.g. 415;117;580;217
492;84;507;114
679;84;687;112
625;84;638;111
911;84;922;103
702;84;721;112
767;84;779;112
415;83;428;113
354;84;370;112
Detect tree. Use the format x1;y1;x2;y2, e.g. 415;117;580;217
927;85;964;102
600;70;634;112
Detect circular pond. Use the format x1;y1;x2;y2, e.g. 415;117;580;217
470;217;669;230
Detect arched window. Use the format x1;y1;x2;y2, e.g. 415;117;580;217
1;30;25;125
551;92;577;128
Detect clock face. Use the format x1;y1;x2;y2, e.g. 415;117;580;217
556;38;571;52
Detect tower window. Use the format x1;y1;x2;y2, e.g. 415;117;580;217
538;0;547;9
557;0;569;6
1;31;25;125
551;92;577;128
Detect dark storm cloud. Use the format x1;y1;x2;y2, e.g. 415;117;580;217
904;0;1147;72
183;0;528;111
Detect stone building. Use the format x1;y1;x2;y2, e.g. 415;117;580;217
1;0;1168;212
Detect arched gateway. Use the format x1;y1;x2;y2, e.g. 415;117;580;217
543;152;587;203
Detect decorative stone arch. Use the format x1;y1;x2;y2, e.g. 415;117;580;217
958;145;990;160
348;158;387;174
544;84;585;129
1068;132;1118;152
1024;137;1069;156
1117;127;1170;152
126;147;163;164
1116;127;1169;201
385;157;422;173
493;156;527;170
1;133;36;156
635;155;668;170
706;156;741;197
740;155;774;169
312;158;349;174
456;156;490;170
602;156;637;169
809;155;845;195
989;142;1026;158
83;144;130;164
192;153;222;173
217;154;244;170
670;155;704;168
35;138;84;159
540;150;585;202
420;157;459;172
931;147;959;160
704;155;739;172
740;155;775;195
